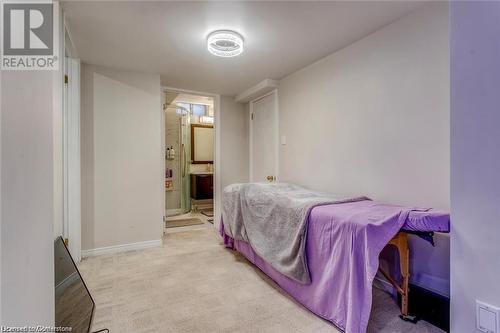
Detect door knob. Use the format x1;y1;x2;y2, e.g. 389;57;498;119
266;175;275;182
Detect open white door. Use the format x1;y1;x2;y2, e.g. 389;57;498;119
249;90;279;182
63;57;81;262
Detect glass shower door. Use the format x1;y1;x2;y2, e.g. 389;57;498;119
180;112;191;213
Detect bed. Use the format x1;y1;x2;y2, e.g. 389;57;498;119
220;183;450;333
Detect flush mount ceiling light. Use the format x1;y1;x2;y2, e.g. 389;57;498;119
207;30;244;57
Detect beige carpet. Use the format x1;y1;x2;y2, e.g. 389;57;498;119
165;218;204;228
78;228;445;333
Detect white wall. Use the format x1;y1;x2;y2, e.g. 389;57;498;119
216;96;248;229
220;96;248;189
451;2;500;331
53;2;65;238
1;71;55;326
1;69;2;325
278;3;450;295
81;64;162;250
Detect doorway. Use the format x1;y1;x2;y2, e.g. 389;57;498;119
249;90;279;183
163;89;215;230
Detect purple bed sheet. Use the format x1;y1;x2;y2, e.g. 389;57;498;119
404;209;450;232
220;200;450;333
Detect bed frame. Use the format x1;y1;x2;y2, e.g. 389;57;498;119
378;231;418;323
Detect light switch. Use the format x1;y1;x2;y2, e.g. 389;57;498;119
280;135;287;145
477;300;500;333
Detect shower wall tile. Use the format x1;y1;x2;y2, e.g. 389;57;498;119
165;110;181;211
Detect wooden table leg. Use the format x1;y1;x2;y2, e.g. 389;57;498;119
397;233;410;316
379;232;417;322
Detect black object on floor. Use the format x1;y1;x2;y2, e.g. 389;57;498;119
399;314;419;324
55;236;95;333
398;283;450;332
207;218;214;224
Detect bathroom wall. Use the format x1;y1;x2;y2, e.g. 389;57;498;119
189;117;214;175
190;164;213;173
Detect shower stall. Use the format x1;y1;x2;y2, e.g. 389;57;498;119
164;90;215;224
164;92;191;217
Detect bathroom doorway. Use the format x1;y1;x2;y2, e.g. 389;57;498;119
163;89;215;229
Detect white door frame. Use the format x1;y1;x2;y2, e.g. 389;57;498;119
63;57;82;262
161;86;221;229
249;89;279;182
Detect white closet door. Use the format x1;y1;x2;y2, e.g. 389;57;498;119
63;57;82;262
250;91;278;182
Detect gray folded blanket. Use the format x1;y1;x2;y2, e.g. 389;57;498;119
222;182;368;284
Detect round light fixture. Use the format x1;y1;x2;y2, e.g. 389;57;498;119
207;30;244;57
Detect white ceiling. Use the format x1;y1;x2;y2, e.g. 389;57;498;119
62;1;423;96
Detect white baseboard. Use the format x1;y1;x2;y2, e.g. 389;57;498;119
374;273;450;298
82;239;162;258
411;273;450;297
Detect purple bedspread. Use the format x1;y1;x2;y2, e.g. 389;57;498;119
404;209;450;232
220;200;450;333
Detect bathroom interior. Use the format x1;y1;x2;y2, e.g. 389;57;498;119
164;90;215;229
